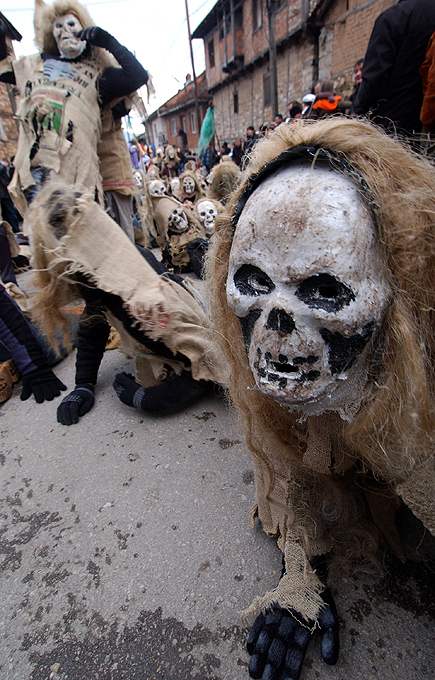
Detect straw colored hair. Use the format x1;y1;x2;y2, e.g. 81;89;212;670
208;118;435;564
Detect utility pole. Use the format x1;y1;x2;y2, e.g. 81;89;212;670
267;0;279;118
185;0;202;137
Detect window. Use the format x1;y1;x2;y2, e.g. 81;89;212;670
263;72;271;108
190;111;197;134
170;118;177;137
181;116;187;133
233;90;239;115
208;38;215;68
234;7;243;30
252;0;262;31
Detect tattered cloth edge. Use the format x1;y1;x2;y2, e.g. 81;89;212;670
28;181;173;335
240;536;327;632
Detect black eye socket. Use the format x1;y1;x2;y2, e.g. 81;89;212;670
296;273;355;312
233;264;275;297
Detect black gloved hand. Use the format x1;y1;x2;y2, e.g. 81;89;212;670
247;588;339;680
20;366;67;403
113;372;144;408
57;384;95;425
76;27;115;49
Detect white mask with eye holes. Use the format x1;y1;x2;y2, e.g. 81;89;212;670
133;171;144;191
148;180;166;196
226;164;391;417
182;176;196;195
196;200;218;237
53;13;86;60
168;207;189;233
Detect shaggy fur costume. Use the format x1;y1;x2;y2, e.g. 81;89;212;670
206;159;242;205
207;118;435;625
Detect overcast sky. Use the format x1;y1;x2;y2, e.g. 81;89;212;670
3;0;216;128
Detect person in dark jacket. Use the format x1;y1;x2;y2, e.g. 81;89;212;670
352;0;435;137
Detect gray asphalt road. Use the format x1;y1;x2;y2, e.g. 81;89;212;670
0;278;434;680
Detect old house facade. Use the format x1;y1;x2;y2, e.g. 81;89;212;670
147;72;209;151
192;0;395;142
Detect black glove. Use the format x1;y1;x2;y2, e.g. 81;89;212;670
113;372;144;408
57;384;95;425
247;589;339;680
20;366;67;403
76;27;117;50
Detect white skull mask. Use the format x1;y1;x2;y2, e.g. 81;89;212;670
183;176;196;195
148;180;166;196
53;13;86;60
133;171;144;191
196;200;218;236
168;207;189;233
148;167;159;180
227;164;391;414
168;149;175;160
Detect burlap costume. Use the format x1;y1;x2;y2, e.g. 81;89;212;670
29;179;224;387
208;118;435;627
151;194;204;271
179;169;205;206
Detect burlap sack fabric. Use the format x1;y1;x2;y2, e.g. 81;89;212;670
8;53;104;218
151;194;205;269
29;180;225;386
99;106;136;197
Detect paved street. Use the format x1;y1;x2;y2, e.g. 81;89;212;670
0;275;434;680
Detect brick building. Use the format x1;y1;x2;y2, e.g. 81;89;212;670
191;0;395;142
0;82;18;161
147;72;209;152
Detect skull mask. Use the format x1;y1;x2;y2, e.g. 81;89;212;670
148;180;166;196
183;176;196;195
226;164;391;414
53;13;86;60
168;207;189;233
196;200;218;237
133;171;144;191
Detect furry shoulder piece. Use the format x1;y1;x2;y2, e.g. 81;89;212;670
29;179;174;344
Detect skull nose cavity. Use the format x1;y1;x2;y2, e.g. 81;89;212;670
265;308;295;334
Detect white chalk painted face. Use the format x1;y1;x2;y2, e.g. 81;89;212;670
227;164;391;410
196;200;218;236
53;13;86;59
182;176;196;195
168;207;189;233
148;180;166;196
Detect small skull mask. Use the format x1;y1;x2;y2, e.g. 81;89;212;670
133;171;144;191
168;207;189;233
196;200;218;236
148;180;166;196
148;167;159;180
226;164;391;412
168;149;175;160
183;176;196;195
